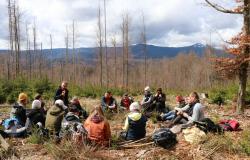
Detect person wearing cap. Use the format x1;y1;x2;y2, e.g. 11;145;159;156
120;93;134;111
54;81;69;106
84;106;111;146
45;99;68;136
69;96;88;119
152;88;166;113
141;86;154;112
122;102;147;140
27;99;46;126
101;91;118;112
10;93;28;127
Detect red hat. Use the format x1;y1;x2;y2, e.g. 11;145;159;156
176;96;184;102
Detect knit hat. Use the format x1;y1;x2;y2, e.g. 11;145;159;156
144;86;150;92
18;93;28;102
176;96;184;102
55;99;68;110
129;102;141;112
32;100;41;109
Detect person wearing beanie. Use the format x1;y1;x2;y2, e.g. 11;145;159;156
158;95;187;121
45;99;68;137
141;86;154;112
122;102;147;140
27;100;46;126
10;93;28;127
54;81;69;106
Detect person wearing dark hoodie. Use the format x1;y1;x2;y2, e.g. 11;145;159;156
84;106;111;146
10;93;28;127
69;96;88;119
101;91;118;112
54;81;69;106
45;99;68;136
27;99;46;126
122;102;147;140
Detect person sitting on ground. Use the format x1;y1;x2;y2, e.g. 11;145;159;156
60;108;83;139
101;91;118;112
158;95;186;121
10;93;28;127
141;86;154;112
45;99;68;137
84;106;111;146
120;93;134;111
152;88;166;113
54;81;69;106
121;102;147;140
69;96;88;119
168;92;205;128
34;93;46;115
27;99;46;126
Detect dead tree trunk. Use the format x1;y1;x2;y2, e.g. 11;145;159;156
97;5;103;87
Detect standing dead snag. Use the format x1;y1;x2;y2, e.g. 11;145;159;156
205;0;250;114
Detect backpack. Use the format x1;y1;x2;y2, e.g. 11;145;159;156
219;119;240;131
194;118;223;134
152;128;177;149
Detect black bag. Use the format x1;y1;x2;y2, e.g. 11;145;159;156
152;128;177;149
194;118;223;134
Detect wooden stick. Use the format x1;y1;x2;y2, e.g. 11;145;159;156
120;142;154;148
121;137;149;146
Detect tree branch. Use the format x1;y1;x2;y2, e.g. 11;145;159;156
205;0;243;14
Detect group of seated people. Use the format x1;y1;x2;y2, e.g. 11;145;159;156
0;81;205;147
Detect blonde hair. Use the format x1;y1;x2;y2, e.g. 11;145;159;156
88;106;105;120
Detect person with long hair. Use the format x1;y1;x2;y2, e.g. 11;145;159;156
84;106;111;146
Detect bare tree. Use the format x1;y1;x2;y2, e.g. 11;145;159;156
72;20;76;83
111;34;117;87
140;13;147;87
121;14;130;90
33;20;37;77
103;0;108;87
97;5;103;86
50;34;53;81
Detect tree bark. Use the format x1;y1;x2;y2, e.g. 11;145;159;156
237;0;250;114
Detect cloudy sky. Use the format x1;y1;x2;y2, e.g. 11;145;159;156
0;0;242;49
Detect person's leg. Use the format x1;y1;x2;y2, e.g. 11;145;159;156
162;111;175;120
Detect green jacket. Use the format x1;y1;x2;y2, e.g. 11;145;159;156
45;105;65;135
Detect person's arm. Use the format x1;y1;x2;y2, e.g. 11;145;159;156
54;89;62;100
144;95;153;105
183;104;203;122
101;97;107;108
122;117;129;131
175;104;190;112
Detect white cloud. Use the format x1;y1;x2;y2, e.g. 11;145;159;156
0;0;243;49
